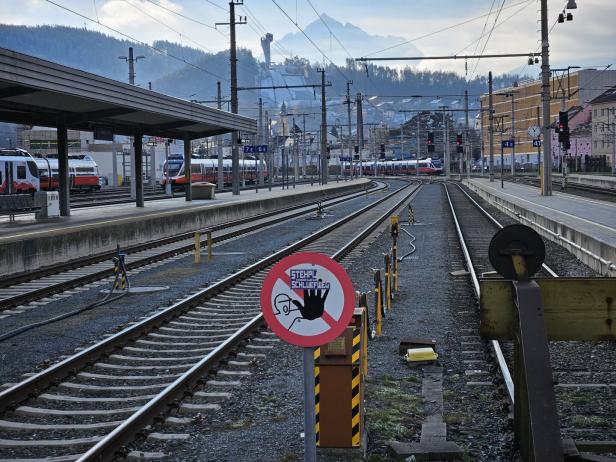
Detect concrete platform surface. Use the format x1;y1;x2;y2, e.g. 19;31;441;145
0;179;370;277
464;178;616;276
558;172;616;190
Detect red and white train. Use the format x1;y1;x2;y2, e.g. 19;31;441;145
0;149;40;194
34;153;100;192
0;149;101;194
347;158;443;176
162;156;264;188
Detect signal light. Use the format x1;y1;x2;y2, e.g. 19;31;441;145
566;12;573;21
427;131;435;153
354;145;359;154
380;143;386;160
558;111;570;149
558;12;564;23
456;133;462;145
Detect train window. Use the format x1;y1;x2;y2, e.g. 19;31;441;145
191;164;201;174
27;162;39;178
17;165;26;179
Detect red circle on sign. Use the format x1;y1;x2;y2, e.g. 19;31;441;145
260;252;355;347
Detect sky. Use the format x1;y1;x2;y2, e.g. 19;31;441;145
1;0;614;78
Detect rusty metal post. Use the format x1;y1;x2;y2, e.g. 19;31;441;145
194;232;201;264
207;231;213;261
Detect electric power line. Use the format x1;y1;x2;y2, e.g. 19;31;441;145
364;0;532;57
44;0;229;82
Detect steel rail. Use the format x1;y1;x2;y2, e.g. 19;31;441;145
444;182;563;403
0;181;416;414
443;183;515;402
74;180;421;461
0;182;386;309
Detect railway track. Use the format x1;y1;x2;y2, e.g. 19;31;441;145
505;175;616;203
69;179;319;208
444;182;616;454
0;182;385;312
0;180;420;461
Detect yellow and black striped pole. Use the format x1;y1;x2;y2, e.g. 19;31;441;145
113;257;120;290
314;347;320;447
384;254;392;311
351;364;361;447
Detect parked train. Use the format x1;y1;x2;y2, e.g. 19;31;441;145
0;148;40;194
34;153;101;192
162;156;265;188
0;149;101;194
347;158;443;176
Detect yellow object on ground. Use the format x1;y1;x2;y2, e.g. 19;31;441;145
405;347;438;362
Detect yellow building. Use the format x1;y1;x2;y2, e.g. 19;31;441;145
480;69;616;167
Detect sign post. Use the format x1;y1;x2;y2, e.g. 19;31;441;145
260;252;356;462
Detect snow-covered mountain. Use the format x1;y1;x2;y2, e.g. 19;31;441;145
277;14;422;64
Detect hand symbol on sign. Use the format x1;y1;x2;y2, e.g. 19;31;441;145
291;280;330;321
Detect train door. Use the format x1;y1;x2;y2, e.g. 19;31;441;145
6;161;13;194
1;161;10;194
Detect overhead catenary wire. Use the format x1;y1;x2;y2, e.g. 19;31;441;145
454;0;534;57
122;0;216;53
142;0;218;29
469;0;507;79
305;0;354;61
364;0;533;57
44;0;229;82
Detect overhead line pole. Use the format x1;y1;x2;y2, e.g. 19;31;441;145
540;0;552;195
356;93;364;177
345;80;353;180
465;89;470;179
318;68;328;185
217;81;224;191
216;1;247;196
489;71;495;182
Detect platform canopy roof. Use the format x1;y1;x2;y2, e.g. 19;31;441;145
0;48;256;140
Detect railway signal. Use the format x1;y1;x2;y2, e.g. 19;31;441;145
380;143;386;160
427;132;434;153
557;111;571;150
456;133;463;154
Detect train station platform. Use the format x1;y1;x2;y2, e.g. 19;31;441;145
463;177;616;276
0;179;371;278
556;172;616;190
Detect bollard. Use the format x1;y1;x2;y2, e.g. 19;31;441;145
408;204;415;224
113;256;120;290
207;231;213;261
373;270;383;336
194;231;201;264
357;295;369;377
384;254;392;311
314;308;367;452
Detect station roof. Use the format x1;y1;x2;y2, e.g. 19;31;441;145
0;47;256;140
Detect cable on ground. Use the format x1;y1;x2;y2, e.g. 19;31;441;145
0;248;131;343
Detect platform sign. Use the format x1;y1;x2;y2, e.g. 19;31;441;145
502;139;515;148
532;139;542;148
260;252;355;347
243;145;268;154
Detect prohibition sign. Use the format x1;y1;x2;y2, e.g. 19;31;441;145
260;252;355;347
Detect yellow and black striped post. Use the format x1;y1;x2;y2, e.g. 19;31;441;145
194;231;201;264
314;347;321;447
351;364;361;447
408;203;414;224
113;257;120;290
373;270;382;336
384;254;392;311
